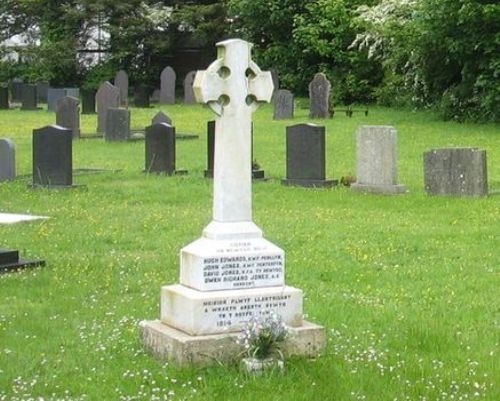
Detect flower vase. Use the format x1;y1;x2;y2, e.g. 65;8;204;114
241;357;284;374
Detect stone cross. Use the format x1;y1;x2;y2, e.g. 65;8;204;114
193;39;273;223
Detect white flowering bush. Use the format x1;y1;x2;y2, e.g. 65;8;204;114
237;313;288;360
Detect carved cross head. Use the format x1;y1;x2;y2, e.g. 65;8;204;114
193;39;274;116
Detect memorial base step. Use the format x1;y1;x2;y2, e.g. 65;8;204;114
351;183;407;194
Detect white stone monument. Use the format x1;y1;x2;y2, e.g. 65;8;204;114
140;39;325;365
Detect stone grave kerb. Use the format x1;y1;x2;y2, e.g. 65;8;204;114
193;39;273;238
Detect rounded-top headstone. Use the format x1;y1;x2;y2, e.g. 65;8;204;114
183;71;197;104
308;73;331;118
96;82;120;133
160;66;176;104
114;70;128;106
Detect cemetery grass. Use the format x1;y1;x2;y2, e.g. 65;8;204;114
0;103;499;401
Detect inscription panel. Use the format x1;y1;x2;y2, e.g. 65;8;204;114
180;237;285;291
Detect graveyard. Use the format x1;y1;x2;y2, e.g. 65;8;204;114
0;94;498;400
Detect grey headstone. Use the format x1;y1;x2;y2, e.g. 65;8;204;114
32;125;73;187
270;69;279;93
105;108;130;142
160;66;176;104
0;139;15;181
351;126;406;194
47;88;66;112
114;70;128;106
81;89;96;114
424;148;488;197
64;88;80;99
145;123;177;174
183;71;197;104
96;82;120;133
204;121;215;178
273;89;294;120
151;89;160;103
36;82;49;103
282;124;336;187
134;84;150;108
21;84;38;110
0;87;9;109
10;79;23;102
152;111;172;125
56;96;80;139
309;73;330;118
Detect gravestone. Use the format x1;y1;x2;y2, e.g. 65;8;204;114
0;87;9;109
145;123;187;175
424;148;488;197
32;125;73;187
351;126;406;194
105;108;130;142
0;139;15;181
309;73;331;118
152;111;172;125
56;96;80;139
183;71;196;104
204;120;215;178
10;79;23;103
140;39;325;366
282;124;336;187
114;70;128;106
270;68;279;95
64;88;80;100
81;89;96;114
47;88;66;112
0;249;45;273
273;89;294;120
151;89;160;103
160;66;176;104
96;82;120;133
36;81;49;103
134;84;150;108
21;84;38;110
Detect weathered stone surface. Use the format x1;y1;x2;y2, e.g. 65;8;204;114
47;88;66;112
36;82;49;103
114;70;128;106
21;84;38;110
96;82;120;133
151;111;172;125
282;123;336;187
183;71;197;104
309;73;330;118
424;147;488;197
10;79;23;103
160;66;176;104
134;84;150;108
139;320;325;367
32;125;73;187
145;123;176;174
81;89;96;114
351;125;406;194
151;89;160;103
273;89;294;120
0;139;15;181
270;69;280;94
56;96;80;138
0;87;9;109
105;108;130;142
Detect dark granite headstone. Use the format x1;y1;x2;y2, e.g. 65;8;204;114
270;69;280;94
0;249;45;273
183;71;197;104
282;123;336;187
0;138;15;181
145;123;187;175
56;96;80;139
114;70;128;106
21;84;38;110
134;84;150;108
105;108;130;142
81;89;96;114
204;121;215;178
424;147;488;197
47;88;66;112
0;87;9;109
10;79;23;103
152;111;172;125
309;73;331;118
273;89;294;120
160;66;176;104
32;125;73;187
96;82;120;133
36;81;49;103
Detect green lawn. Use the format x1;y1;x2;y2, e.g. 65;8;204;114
0;103;499;401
